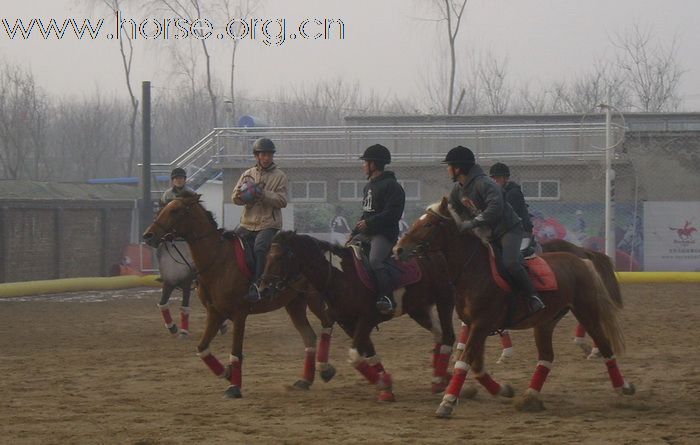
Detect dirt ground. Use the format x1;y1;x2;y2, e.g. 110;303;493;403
1;283;699;445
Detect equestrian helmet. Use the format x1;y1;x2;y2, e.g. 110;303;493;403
252;137;276;153
171;167;187;179
489;162;510;177
442;146;475;166
359;144;391;164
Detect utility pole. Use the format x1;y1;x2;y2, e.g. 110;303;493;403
140;81;152;235
603;87;616;265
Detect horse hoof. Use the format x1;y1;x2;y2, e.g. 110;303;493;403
319;365;336;383
435;399;456;418
587;348;602;360
620;383;636;396
499;384;515;398
178;330;189;339
168;324;179;335
574;338;593;356
292;380;312;390
514;393;545;412
224;385;242;399
378;390;395;402
460;384;478;399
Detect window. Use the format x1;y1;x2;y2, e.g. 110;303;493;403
291;181;326;202
338;180;362;201
522;180;560;200
399;180;420;201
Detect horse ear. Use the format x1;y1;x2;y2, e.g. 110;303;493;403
196;193;202;201
440;196;449;212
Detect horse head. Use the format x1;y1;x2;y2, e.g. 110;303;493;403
143;191;214;247
394;196;457;262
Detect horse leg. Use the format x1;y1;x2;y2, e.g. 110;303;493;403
223;313;247;399
349;317;395;402
157;284;178;335
434;300;458;394
178;280;192;338
306;292;336;383
515;323;556;412
573;322;592;355
285;295;319;390
196;307;227;382
408;307;450;393
497;330;514;364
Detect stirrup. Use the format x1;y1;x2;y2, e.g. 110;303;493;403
376;295;395;315
528;295;545;313
245;283;261;303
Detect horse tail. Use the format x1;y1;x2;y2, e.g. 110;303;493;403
584;249;624;309
582;259;625;356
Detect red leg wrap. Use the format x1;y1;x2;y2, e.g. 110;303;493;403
355;361;380;385
476;372;502;396
529;364;551;392
445;366;468;398
575;323;586;338
303;349;316;383
229;360;242;387
434;353;451;378
317;333;332;364
201;353;225;377
180;311;189;332
371;361;386;375
432;343;441;369
458;323;470;345
606;358;625;388
499;331;513;349
160;308;174;326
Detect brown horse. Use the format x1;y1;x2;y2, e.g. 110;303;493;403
395;198;635;416
143;192;336;398
541;239;624;358
258;231;457;402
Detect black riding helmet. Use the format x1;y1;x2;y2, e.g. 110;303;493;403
359;144;391;164
252;137;276;153
442;146;475;167
489;162;510;177
171;167;187;179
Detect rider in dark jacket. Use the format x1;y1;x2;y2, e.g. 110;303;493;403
489;162;535;250
444;146;544;315
350;144;405;315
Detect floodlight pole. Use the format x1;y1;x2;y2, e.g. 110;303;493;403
603;90;616;265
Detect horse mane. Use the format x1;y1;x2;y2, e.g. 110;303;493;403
177;190;219;229
275;231;349;258
426;201;451;220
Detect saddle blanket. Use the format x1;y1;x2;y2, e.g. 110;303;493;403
488;245;558;292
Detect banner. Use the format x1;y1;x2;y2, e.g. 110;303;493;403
643;202;700;271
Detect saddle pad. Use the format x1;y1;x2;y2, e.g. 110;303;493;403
352;254;422;292
488;245;558;292
229;237;253;281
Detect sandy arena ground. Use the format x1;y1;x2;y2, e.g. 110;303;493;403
1;283;699;444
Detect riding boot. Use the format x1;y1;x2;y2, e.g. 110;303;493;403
508;267;545;314
245;250;268;303
374;268;395;315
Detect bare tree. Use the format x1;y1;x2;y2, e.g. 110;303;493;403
0;62;49;180
613;25;684;112
476;52;511;114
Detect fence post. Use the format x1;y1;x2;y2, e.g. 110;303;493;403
0;206;7;283
54;207;64;278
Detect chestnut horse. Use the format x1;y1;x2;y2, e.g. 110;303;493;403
143;192;336;398
258;231;457;402
395;198;635;416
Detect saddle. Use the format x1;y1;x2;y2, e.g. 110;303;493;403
488;242;557;292
348;243;422;293
222;231;254;280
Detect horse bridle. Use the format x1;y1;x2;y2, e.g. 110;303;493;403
403;209;451;257
260;243;306;294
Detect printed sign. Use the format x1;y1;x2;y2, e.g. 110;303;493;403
643;202;700;271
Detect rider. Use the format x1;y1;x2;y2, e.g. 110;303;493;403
350;144;406;316
232;137;288;303
443;146;545;315
489;162;536;253
161;167;195;206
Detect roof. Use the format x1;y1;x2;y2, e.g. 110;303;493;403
0;180;140;201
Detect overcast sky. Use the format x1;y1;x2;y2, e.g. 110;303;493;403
2;0;700;111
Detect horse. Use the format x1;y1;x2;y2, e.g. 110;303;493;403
143;192;336;398
394;198;635;416
541;239;624;358
258;231;457;402
154;239;197;338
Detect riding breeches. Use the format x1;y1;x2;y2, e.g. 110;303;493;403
499;226;537;296
369;235;394;296
236;227;278;282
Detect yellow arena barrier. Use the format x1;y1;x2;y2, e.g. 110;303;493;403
616;272;700;283
0;275;161;298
